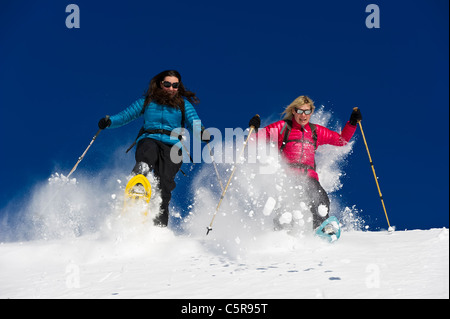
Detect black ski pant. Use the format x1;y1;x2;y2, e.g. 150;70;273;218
275;175;330;230
303;177;330;229
132;138;182;227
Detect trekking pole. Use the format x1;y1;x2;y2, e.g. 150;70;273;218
206;115;259;235
67;115;109;179
177;134;195;177
37;116;109;216
354;107;393;232
207;142;225;192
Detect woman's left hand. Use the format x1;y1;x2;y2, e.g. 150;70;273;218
350;108;362;125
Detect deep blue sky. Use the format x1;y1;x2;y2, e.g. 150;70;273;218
0;0;448;230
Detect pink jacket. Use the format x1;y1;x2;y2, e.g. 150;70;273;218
259;119;356;180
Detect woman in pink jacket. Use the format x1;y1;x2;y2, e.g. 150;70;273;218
248;95;362;230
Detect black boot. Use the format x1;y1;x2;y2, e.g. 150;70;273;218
153;195;170;227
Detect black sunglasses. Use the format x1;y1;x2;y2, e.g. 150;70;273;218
162;81;180;89
295;108;312;115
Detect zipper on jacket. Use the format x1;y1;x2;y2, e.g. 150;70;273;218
299;127;305;167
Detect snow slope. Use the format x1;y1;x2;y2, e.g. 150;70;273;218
0;226;448;299
1;108;448;299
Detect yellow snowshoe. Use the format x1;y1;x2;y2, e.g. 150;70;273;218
123;174;152;218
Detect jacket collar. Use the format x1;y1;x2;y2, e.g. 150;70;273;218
291;119;312;132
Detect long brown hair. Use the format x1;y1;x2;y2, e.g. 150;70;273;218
143;70;199;110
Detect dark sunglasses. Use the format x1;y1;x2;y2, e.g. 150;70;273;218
162;81;180;89
295;108;312;115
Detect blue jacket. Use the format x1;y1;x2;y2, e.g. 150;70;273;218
108;98;201;146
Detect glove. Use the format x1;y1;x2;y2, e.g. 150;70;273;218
201;128;211;143
98;117;111;129
249;115;261;132
350;108;362;126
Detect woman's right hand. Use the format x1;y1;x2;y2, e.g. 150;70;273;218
98;117;111;129
249;115;261;131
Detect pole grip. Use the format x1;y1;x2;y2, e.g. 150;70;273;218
352;107;362;124
102;115;110;130
249;114;260;129
67;115;109;178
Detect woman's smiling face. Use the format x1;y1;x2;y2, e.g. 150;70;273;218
292;104;313;126
161;76;179;96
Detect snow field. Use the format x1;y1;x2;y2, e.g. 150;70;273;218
0;107;447;299
1;226;448;298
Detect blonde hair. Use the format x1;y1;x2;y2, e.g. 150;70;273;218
282;95;315;120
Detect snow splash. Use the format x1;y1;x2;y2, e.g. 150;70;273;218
0;142;165;244
0;106;365;250
181;106;366;258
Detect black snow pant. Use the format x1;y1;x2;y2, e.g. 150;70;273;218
303;177;330;229
132;138;182;227
275;175;330;230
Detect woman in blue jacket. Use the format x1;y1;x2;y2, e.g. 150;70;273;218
98;70;205;227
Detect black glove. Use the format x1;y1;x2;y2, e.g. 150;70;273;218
98;117;111;129
249;115;261;132
350;108;362;126
201;128;211;143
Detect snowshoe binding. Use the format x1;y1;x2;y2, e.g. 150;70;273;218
315;216;341;243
